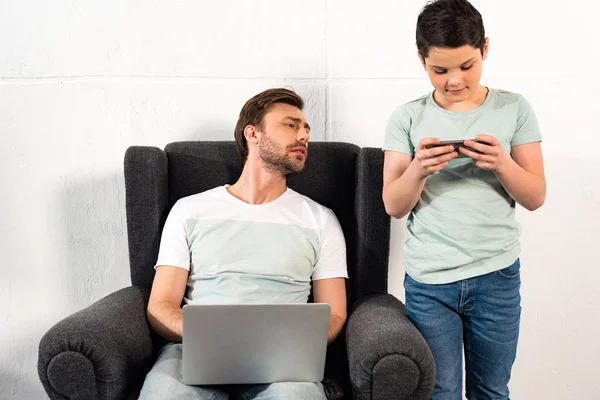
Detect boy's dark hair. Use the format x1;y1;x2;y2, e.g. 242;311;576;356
416;0;485;58
234;88;304;165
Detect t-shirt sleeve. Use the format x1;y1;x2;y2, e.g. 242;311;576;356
382;106;414;155
511;96;542;146
312;209;348;281
154;200;191;271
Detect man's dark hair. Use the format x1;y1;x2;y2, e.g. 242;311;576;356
416;0;485;58
234;88;304;165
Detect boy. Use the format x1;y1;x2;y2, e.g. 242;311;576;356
382;0;546;399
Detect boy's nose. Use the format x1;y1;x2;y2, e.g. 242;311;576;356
447;73;462;87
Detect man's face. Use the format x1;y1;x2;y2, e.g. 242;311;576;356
420;40;488;106
257;103;310;174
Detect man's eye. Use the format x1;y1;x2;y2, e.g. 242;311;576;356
287;124;296;128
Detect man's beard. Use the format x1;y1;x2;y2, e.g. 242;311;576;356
258;134;307;175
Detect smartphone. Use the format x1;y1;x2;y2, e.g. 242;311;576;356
427;139;479;158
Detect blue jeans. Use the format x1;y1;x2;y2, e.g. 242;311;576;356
404;259;521;400
139;343;326;400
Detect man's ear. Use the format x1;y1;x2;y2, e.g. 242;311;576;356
244;125;259;145
418;51;427;70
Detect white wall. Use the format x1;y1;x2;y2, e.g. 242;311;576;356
1;1;598;399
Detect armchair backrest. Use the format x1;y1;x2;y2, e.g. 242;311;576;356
124;141;390;303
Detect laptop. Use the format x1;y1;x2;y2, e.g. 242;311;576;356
181;303;330;385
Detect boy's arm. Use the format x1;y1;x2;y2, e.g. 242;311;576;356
383;139;458;219
496;142;546;210
383;151;425;219
312;278;347;345
461;136;546;211
147;266;189;342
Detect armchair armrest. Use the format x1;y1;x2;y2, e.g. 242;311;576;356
38;285;154;400
346;293;435;400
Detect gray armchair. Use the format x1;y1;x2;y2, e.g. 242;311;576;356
38;141;434;400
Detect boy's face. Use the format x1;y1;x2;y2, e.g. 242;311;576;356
419;39;489;105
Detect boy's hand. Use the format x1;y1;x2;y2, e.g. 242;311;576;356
414;137;458;177
461;134;509;171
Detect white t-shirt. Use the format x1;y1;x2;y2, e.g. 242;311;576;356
155;186;348;305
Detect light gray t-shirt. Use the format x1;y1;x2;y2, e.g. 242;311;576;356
155;186;348;304
383;88;541;284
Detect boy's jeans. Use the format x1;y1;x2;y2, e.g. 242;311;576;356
404;259;521;400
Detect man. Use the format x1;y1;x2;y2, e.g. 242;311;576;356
139;88;348;400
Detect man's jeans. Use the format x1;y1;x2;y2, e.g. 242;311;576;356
404;259;521;400
139;343;326;400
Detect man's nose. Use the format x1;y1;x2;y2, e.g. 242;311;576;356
297;128;310;142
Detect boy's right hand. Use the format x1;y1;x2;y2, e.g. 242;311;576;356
413;138;458;177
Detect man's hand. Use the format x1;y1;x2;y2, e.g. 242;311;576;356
461;134;509;171
413;137;459;177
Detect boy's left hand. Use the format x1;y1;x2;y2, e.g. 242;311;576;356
460;134;509;171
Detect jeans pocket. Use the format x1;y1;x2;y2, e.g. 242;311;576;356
496;259;521;279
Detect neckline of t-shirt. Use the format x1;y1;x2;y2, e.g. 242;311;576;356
221;185;293;207
428;87;493;117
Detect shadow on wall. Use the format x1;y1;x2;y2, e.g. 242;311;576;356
54;119;236;315
0;367;21;399
1;331;53;399
388;217;407;302
0;174;134;400
189;119;235;142
57;170;131;316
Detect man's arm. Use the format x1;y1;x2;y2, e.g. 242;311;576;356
147;266;189;342
312;278;347;345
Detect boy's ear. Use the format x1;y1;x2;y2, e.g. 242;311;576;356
482;37;490;61
244;125;259;145
418;51;427;70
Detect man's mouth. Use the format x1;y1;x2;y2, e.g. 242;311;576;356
290;147;307;157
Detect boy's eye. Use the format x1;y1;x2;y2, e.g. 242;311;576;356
434;70;447;75
461;65;473;71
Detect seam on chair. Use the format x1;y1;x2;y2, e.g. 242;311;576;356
370;352;424;399
58;352;123;384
